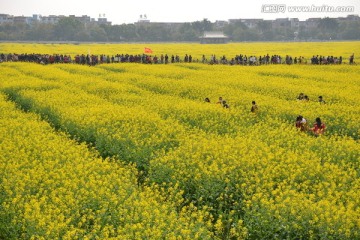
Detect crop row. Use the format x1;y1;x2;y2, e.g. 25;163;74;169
0;92;216;239
1;62;359;239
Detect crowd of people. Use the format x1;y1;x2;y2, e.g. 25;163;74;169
204;97;230;108
294;93;327;136
205;94;327;137
206;97;259;113
295;116;326;137
0;52;355;66
297;93;327;104
0;50;340;138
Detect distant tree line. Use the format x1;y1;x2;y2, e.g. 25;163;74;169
0;17;359;42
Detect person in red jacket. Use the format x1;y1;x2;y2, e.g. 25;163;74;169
311;117;326;136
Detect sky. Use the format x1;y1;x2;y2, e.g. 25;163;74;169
0;0;359;24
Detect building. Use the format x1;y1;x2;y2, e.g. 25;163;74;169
0;13;359;31
13;16;28;24
199;31;229;44
0;14;13;24
0;13;113;26
228;18;263;29
290;18;300;29
143;22;183;31
41;15;64;24
272;18;291;29
69;15;91;23
214;20;228;29
338;14;360;24
27;14;42;25
303;18;321;29
97;17;111;25
137;14;150;24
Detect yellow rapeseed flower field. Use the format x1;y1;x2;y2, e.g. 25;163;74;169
0;93;214;239
0;42;359;239
0;41;358;61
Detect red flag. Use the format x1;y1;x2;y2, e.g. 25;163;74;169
144;47;153;53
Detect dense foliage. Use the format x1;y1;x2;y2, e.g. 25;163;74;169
0;17;360;42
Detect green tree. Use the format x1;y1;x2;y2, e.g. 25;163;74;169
145;24;172;41
179;23;197;41
317;17;339;39
26;23;54;41
257;20;271;34
224;21;248;41
192;18;213;35
88;25;108;42
104;24;137;41
54;18;84;41
242;28;260;41
257;20;273;41
340;22;360;40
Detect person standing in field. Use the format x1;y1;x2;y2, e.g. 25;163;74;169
311;117;326;136
349;53;354;64
251;101;258;113
295;115;308;132
295;116;302;129
217;97;224;105
318;96;326;104
216;97;229;108
297;93;305;100
184;54;189;63
222;100;230;109
160;54;164;64
202;55;206;63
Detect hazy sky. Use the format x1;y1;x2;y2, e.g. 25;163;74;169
1;0;359;24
